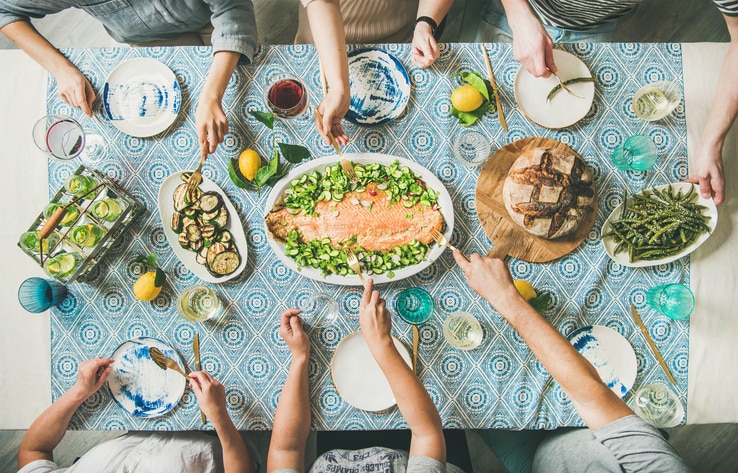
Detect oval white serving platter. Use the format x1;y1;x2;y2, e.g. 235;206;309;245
108;336;186;418
514;49;595;129
263;152;454;286
601;182;718;268
158;172;248;283
331;331;412;412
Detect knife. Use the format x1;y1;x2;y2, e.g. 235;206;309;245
629;304;677;385
481;45;508;132
193;333;207;424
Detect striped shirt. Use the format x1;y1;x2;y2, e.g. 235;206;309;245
529;0;738;31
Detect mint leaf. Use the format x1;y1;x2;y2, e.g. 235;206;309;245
452;71;489;101
228;158;251;189
278;142;311;164
255;148;280;188
451;103;490;126
249;109;274;130
529;293;551;315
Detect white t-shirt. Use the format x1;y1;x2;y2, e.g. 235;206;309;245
18;432;224;473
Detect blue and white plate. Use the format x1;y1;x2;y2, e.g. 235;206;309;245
346;48;410;126
108;337;186;418
567;325;637;398
102;58;181;138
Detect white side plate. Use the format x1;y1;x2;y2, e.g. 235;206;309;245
102;57;181;138
331;331;412;412
601;182;718;267
263;152;454;286
514;49;595;129
158;172;248;283
108;337;186;418
568;325;637;398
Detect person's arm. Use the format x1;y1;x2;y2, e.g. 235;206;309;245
18;357;113;468
267;309;311;473
499;0;555;77
411;0;455;68
189;371;254;473
1;20;95;115
304;0;351;146
359;279;446;463
195;50;240;159
686;14;738;205
453;252;633;430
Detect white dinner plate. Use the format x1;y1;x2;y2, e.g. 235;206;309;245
158;172;248;283
601;182;718;268
346;48;411;125
102;58;181;137
514;49;595;129
108;337;186;418
331;331;412;412
264;152;454;286
568;325;637;398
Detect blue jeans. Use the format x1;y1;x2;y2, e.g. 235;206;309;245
475;0;617;43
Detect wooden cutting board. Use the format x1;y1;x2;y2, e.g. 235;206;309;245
475;137;597;262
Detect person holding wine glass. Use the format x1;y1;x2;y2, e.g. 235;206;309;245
0;0;257;160
298;0;455;147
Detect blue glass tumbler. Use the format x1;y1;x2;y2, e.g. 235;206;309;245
18;277;68;313
395;287;434;324
646;283;695;320
611;135;659;171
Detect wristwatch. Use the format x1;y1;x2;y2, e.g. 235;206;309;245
415;16;438;36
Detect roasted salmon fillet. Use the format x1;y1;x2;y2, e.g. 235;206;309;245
266;183;444;252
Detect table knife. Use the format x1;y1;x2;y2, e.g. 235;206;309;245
630;304;677;385
193;333;207;423
481;45;508;132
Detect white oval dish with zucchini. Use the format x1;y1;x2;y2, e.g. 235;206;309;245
601;182;717;267
158;172;247;283
264;153;454;286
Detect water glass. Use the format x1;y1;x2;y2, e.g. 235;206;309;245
69;222;106;248
19;230;61;255
32;114;86;160
632;81;682;121
43;252;84;279
443;311;483;350
452;130;491;168
64;173;99;197
264;72;309;118
632;383;685;428
18;277;68;313
91;198;124;222
299;292;340;328
611;135;658;171
646;283;695;320
395;287;434;324
176;285;223;322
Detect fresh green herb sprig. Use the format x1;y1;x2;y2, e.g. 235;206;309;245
284;230;429;277
450;71;497;126
282;161;440;216
602;185;711;262
228;110;311;193
528;293;551;315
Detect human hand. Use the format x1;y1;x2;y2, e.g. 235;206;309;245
686;141;725;205
279;308;310;360
359;279;393;352
72;357;113;399
411;22;440;68
189;371;229;423
55;65;95;117
195;96;228;159
316;89;350;146
452;250;521;314
509;15;556;77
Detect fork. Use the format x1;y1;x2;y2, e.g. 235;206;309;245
547;68;584;99
344;248;367;287
314;107;356;181
430;229;469;262
185;153;207;197
149;347;191;380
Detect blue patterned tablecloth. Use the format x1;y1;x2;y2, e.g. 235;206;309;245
47;43;690;431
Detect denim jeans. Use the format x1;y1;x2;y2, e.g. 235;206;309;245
475;0;617;43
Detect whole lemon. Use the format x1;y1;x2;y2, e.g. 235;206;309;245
451;85;484;112
238;149;261;181
133;271;162;301
513;280;537;301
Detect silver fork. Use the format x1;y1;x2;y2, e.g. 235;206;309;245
547;68;584;99
314;107;356;181
186;153;207;197
430;229;469;262
344;248;367;286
